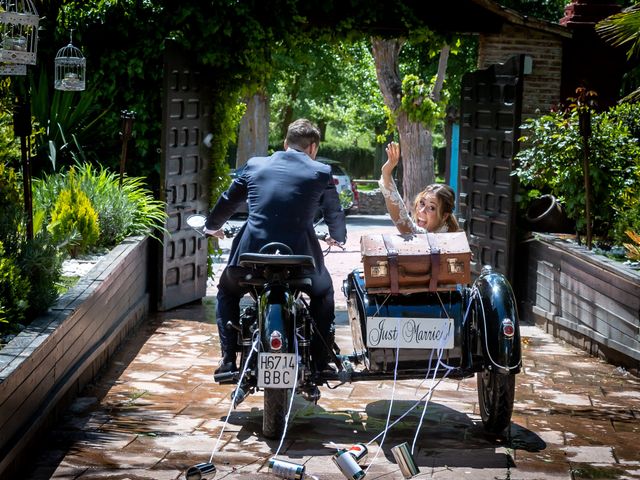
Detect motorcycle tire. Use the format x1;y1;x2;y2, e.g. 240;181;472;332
263;388;289;439
477;369;515;435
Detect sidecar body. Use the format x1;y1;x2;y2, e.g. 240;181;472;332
342;263;522;434
342;265;522;380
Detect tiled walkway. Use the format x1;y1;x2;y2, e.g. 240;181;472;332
25;217;640;479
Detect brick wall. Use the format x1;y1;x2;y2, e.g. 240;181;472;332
478;23;565;119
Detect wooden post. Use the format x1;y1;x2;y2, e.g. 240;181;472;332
119;110;135;188
14;95;33;240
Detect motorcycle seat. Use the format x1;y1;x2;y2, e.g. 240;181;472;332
239;253;316;269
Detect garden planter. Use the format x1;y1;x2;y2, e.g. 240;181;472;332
517;233;640;374
525;195;574;233
0;235;151;477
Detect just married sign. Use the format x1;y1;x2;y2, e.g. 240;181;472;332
366;317;454;349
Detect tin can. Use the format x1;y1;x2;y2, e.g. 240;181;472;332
185;462;216;480
347;443;368;464
391;442;419;479
332;449;366;479
268;458;305;479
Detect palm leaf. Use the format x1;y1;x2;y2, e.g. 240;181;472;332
596;5;640;60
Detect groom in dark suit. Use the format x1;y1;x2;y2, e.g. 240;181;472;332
205;118;347;374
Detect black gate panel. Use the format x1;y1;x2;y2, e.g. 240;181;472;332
158;43;212;311
458;55;524;283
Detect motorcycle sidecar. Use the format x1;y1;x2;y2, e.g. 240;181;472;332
342;264;522;434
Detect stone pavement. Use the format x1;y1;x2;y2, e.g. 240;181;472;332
24;216;640;479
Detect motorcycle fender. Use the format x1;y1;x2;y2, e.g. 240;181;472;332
259;289;293;352
472;266;522;374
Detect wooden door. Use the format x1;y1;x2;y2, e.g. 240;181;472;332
457;55;525;283
157;43;212;311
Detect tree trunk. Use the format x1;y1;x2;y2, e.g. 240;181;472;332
372;38;441;206
236;91;269;168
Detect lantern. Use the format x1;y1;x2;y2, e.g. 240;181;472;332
0;0;39;66
54;35;85;91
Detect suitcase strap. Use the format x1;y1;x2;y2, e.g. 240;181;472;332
382;234;399;294
427;233;440;291
429;250;440;291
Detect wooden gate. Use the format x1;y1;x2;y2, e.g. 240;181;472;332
457;55;525;283
157;43;212;311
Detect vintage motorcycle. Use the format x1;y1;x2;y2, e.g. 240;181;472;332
187;214;522;440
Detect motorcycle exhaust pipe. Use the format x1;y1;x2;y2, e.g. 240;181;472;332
185;462;216;479
213;371;239;384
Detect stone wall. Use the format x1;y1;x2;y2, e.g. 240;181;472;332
356;189;387;215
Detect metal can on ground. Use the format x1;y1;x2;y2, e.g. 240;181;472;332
391;442;419;478
185;462;216;480
332;448;366;479
268;458;305;480
347;443;368;464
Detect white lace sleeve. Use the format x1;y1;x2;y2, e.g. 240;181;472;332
378;176;425;234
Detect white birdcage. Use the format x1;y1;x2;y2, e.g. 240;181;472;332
54;38;85;91
0;0;39;65
0;62;25;75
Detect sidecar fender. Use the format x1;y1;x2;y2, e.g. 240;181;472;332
472;265;522;374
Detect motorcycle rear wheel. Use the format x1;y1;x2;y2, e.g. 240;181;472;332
477;369;515;435
263;388;289;439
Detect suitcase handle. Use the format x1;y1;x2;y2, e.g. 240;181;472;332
397;266;432;280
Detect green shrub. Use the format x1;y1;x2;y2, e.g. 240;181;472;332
0;163;24;255
0;241;30;331
48;168;100;257
514;103;640;245
34;162;166;249
19;229;62;318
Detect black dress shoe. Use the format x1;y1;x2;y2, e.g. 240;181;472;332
214;361;238;375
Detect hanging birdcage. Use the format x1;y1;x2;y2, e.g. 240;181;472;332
0;62;25;75
0;0;39;65
54;39;85;91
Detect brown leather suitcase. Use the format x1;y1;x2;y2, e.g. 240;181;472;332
360;232;471;293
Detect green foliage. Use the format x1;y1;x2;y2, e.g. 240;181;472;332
269;40;386;146
400;74;449;128
0;241;30;330
18;230;62;318
497;0;568;22
0;163;23;255
33;163;168;248
514;102;640;245
48;168;100;257
317;141;376;179
0;165;59;329
29;71;112;173
0;109;21;163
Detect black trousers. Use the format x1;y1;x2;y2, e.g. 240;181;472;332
216;264;335;365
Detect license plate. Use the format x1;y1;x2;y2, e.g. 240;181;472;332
257;353;297;388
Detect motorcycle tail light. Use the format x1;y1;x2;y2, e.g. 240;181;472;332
502;319;515;338
270;331;283;351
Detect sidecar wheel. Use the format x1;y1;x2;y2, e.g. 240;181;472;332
477;369;515;435
263;388;289;439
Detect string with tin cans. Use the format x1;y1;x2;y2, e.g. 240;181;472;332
209;330;261;463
